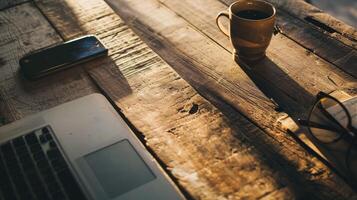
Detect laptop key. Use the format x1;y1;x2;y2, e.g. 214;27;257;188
4;155;17;167
51;158;67;172
37;159;50;170
39;134;47;144
33;151;46;161
30;143;42;154
44;132;53;141
0;155;6;169
5;156;20;172
0;153;18;199
52;190;66;200
49;141;57;149
25;133;39;145
1;143;15;158
25;168;41;184
12;137;26;147
0;168;11;186
1;185;18;200
47;180;61;194
15;146;29;157
18;191;34;200
57;169;86;200
28;174;42;186
12;174;27;188
47;148;61;160
12;176;34;200
20;156;35;170
8;163;21;177
41;168;56;183
32;187;50;200
42;127;50;134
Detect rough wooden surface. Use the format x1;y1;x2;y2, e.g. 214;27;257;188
0;3;97;124
149;0;355;113
107;0;357;196
0;0;28;10
32;0;316;199
35;0;357;199
220;0;357;79
264;0;357;46
0;0;355;199
274;9;357;78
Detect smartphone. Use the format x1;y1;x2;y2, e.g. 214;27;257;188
20;35;108;80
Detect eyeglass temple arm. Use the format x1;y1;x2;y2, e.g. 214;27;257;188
317;103;347;131
298;119;345;133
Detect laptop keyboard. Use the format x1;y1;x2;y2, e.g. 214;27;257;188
0;126;86;200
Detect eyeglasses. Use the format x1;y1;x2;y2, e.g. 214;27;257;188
298;91;357;179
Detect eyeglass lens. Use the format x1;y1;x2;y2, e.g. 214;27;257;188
309;96;348;143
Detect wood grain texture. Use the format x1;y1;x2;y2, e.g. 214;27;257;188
33;0;298;199
105;0;357;197
264;0;357;46
275;10;357;78
0;0;28;10
136;0;357;186
0;3;97;124
153;0;355;106
35;0;357;199
220;0;357;79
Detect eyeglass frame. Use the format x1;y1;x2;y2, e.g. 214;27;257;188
298;91;357;179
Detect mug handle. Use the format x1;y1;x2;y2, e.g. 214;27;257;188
274;25;282;35
216;11;229;37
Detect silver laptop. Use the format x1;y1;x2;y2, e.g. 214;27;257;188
0;93;185;200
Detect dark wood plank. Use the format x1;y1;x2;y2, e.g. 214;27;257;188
105;0;357;197
0;0;28;10
36;0;356;199
0;2;97;124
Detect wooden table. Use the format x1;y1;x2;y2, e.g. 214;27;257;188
0;0;356;199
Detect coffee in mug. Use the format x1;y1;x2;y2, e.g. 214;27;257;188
216;0;277;62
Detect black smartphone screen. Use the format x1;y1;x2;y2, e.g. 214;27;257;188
20;35;108;80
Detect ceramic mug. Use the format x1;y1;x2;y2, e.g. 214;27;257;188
216;0;277;62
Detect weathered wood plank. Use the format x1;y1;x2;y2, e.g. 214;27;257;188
36;0;357;199
220;0;357;78
275;10;357;78
0;3;97;124
139;0;357;186
0;0;28;10
105;0;357;195
33;0;302;199
155;0;355;103
265;0;357;46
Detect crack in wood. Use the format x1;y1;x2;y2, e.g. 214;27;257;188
304;16;338;34
0;58;6;67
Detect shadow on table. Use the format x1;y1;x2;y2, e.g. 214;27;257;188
236;56;315;120
31;0;356;198
19;55;132;101
234;56;357;191
209;97;313;198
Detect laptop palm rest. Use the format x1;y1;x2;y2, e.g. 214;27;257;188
77;139;156;199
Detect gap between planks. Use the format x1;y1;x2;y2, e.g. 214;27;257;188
34;1;356;197
105;0;357;197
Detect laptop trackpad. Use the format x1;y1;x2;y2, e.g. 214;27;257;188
81;139;156;199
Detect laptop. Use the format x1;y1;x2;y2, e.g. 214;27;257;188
0;93;185;200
